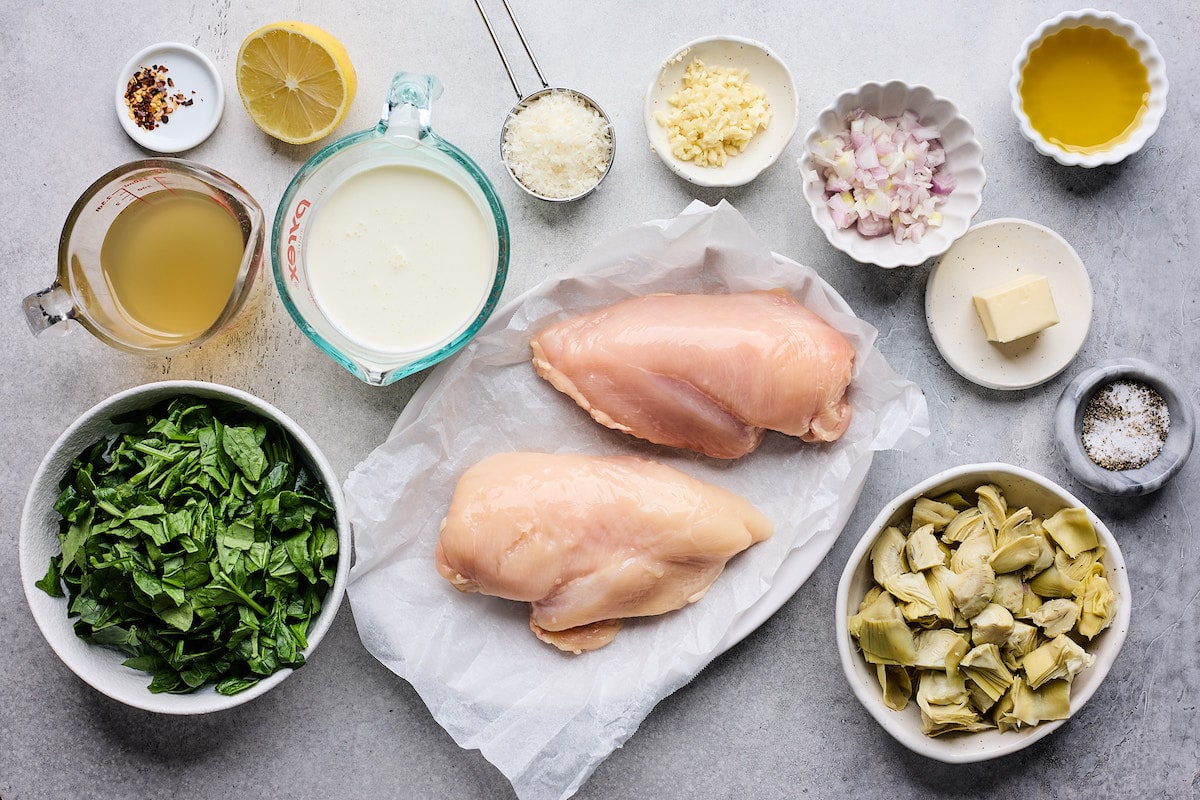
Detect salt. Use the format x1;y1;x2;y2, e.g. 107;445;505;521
1081;379;1170;471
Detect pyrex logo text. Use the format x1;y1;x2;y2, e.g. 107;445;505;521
286;199;311;281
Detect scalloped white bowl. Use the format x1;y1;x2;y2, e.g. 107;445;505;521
19;381;351;715
799;81;986;269
645;35;799;188
836;463;1130;763
1010;9;1168;167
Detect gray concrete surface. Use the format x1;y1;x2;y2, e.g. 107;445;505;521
2;2;1197;798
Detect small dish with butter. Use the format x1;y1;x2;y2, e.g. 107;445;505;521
925;218;1092;390
1011;9;1168;168
644;36;798;188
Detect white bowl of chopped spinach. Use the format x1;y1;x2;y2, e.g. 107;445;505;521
19;380;349;714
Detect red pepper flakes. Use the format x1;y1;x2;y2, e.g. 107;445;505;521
124;64;196;131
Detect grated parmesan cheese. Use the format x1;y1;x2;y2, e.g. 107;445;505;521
656;58;772;167
501;91;613;200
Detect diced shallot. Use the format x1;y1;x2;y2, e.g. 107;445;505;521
805;108;955;243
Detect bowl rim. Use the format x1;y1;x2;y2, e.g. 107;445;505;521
1009;9;1169;168
1054;358;1196;495
834;461;1131;762
19;380;352;715
798;79;986;268
643;34;800;188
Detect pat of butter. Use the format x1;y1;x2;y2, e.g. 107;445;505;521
972;274;1059;343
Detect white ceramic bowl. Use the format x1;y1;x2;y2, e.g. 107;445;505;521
836;463;1130;763
799;81;986;268
1010;9;1168;167
115;42;224;153
644;35;798;188
19;381;351;714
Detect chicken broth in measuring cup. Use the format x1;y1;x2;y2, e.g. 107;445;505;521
305;164;497;354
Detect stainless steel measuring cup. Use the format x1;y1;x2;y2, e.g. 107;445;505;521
23;159;265;355
475;0;616;201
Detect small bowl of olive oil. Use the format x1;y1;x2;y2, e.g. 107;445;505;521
1011;9;1168;167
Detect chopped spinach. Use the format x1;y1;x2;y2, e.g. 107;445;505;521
37;395;339;695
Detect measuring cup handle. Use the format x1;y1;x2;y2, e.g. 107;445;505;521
22;283;76;338
377;71;445;142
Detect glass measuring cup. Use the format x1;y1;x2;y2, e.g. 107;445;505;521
23;159;266;354
272;71;509;386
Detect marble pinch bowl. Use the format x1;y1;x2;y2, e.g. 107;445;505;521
1055;358;1195;496
19;380;351;714
836;463;1130;763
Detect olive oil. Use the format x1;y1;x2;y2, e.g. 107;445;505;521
100;190;244;338
1020;26;1149;154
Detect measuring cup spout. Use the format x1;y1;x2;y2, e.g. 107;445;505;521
378;71;444;144
22;282;76;338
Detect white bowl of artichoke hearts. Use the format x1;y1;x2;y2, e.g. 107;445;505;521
836;463;1130;762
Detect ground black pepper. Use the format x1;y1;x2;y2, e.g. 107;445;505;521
124;64;196;131
1080;379;1170;471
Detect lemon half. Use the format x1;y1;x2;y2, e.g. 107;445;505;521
236;21;357;145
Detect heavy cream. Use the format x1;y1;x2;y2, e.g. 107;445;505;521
305;163;496;354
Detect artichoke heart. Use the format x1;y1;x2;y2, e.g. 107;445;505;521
926;566;963;625
1055;545;1105;582
912;497;960;531
1030;598;1081;638
975;484;1008;531
906;524;946;571
971;603;1015;646
947;563;996;620
989;534;1043;574
942;507;986;544
871;526;909;584
992;573;1026;614
1028;562;1081;599
1043;507;1100;558
883;571;939;624
951;525;996;573
1020;531;1056;579
1006;677;1072;728
1023;634;1095;689
997;507;1035;547
914;628;970;671
1074;571;1117;639
1000;620;1041;672
875;663;913;711
849;591;918;666
917;668;968;707
960;643;1014;706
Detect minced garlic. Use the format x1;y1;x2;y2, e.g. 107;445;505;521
656;58;772;167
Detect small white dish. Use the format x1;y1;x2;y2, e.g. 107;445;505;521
1055;358;1194;496
1011;9;1168;168
644;36;798;188
799;80;985;268
837;462;1130;763
20;381;350;714
926;218;1092;390
115;42;224;153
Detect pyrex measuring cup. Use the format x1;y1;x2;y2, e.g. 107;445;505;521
273;71;509;386
23;159;265;354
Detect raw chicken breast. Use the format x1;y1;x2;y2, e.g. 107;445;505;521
435;451;773;653
530;289;855;459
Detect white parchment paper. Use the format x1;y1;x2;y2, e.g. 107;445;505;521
344;200;929;800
